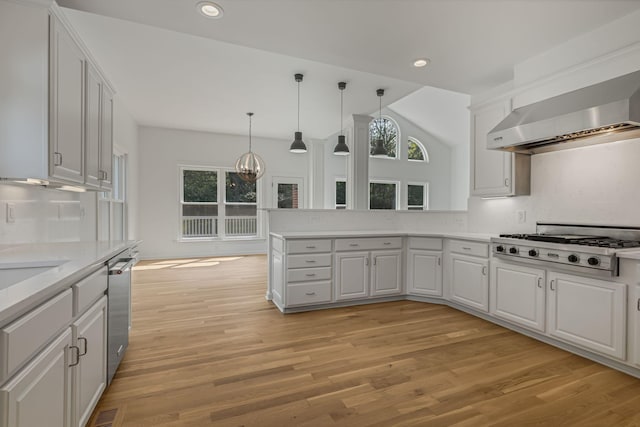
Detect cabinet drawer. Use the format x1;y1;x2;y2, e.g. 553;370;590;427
287;239;332;254
287;254;332;269
0;289;73;382
449;239;489;257
287;267;332;283
73;266;108;315
335;237;402;251
286;282;332;306
408;237;442;250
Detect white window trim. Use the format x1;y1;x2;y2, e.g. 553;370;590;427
369;115;400;160
368;179;400;211
98;149;127;241
178;165;263;242
334;177;347;209
407;181;429;211
407;137;429;163
272;176;305;209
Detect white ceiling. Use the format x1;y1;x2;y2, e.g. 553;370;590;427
59;0;640;141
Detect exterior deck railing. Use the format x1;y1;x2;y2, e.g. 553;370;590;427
182;216;257;238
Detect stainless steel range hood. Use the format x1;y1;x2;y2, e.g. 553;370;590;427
487;70;640;154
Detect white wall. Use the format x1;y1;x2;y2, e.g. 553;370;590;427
137;126;309;259
468;11;640;233
323;108;455;211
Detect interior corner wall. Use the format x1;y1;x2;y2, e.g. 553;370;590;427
137;126;308;259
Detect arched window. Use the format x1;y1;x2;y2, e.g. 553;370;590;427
408;137;428;162
369;116;399;159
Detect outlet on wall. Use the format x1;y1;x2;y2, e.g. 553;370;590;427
516;210;526;224
6;203;15;223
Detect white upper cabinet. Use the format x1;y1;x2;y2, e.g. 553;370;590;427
470;99;530;197
99;85;114;189
85;62;102;187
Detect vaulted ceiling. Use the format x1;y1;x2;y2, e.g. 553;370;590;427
59;0;640;141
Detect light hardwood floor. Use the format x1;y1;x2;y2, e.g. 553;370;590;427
89;255;640;426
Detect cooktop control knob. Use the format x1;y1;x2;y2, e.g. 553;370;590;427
568;254;579;263
528;249;538;257
587;257;600;266
509;247;518;254
496;245;505;253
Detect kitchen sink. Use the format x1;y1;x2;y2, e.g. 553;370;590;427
0;261;67;290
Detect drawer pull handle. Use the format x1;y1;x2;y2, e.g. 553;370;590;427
537;277;542;289
69;346;80;367
462;247;472;250
383;242;392;245
305;273;316;277
437;257;441;266
637;298;640;311
305;292;316;296
79;337;88;356
550;280;555;291
482;266;487;276
305;260;316;263
306;246;316;249
349;243;359;247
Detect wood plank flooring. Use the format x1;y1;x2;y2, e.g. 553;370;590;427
89;255;640;426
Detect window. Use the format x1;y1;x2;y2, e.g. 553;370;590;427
408;137;428;162
369;181;398;210
272;177;304;209
180;167;259;240
335;179;346;209
408;183;429;210
369;116;398;158
98;153;127;241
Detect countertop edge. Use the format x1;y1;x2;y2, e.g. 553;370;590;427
269;231;495;243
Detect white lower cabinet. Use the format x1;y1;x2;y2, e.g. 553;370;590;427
0;328;73;427
335;251;369;300
490;261;546;332
407;249;442;297
371;250;403;296
547;272;626;360
72;296;107;427
450;253;489;312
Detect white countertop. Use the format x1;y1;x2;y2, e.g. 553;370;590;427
270;231;495;242
0;240;139;326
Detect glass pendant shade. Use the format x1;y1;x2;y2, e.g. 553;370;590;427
372;138;387;157
235;151;265;183
333;135;349;155
235;112;265;183
289;131;307;153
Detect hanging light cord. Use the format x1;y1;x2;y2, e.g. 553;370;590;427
297;80;301;132
340;87;344;135
247;112;253;152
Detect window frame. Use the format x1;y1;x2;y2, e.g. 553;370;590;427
368;115;400;160
368;179;400;211
98;151;127;241
178;165;262;242
407;137;429;163
272;176;304;209
335;177;347;210
407;181;429;211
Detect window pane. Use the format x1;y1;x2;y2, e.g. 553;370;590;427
277;183;299;208
369;183;396;210
336;181;346;205
369;118;397;158
226;172;256;203
182;204;218;238
183;170;217;203
408;141;425;161
225;204;257;236
182;204;218;216
408;184;424;207
224;204;257;217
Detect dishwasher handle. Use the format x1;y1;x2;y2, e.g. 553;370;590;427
109;257;137;275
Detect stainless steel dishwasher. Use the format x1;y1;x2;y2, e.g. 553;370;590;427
107;247;138;386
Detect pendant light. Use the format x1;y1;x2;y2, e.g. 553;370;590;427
235;112;265;183
333;81;349;156
289;73;307;153
371;88;388;157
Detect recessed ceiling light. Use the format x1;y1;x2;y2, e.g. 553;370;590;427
413;58;430;68
197;2;223;18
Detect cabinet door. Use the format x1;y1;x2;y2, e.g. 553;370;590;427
471;100;513;196
407;249;442;297
99;85;114;189
450;254;489;312
50;15;84;184
84;63;101;188
73;296;107;427
371;250;402;296
0;328;72;427
335;252;369;300
547;272;626;360
490;261;545;332
634;285;640;367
